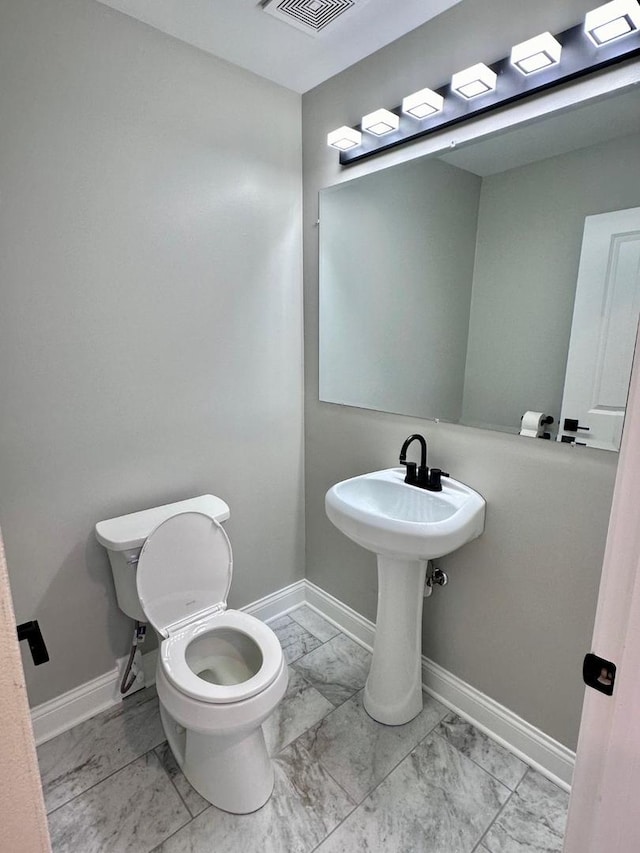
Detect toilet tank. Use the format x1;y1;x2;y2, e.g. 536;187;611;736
95;495;230;621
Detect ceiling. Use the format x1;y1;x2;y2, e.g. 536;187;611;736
95;0;463;93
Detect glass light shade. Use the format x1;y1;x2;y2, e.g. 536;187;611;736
451;63;497;99
361;108;400;136
402;88;444;119
585;0;640;45
511;32;562;74
327;126;362;150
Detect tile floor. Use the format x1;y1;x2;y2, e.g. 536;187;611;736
37;606;569;852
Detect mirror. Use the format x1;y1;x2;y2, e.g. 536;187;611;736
319;88;640;451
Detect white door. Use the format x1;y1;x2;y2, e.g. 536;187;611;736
563;319;640;853
558;207;640;451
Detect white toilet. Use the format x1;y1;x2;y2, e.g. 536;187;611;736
95;495;288;814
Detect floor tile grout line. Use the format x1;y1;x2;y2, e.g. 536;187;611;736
278;620;336;666
148;806;215;853
288;605;341;642
286;643;360;698
44;741;166;817
289;675;364;710
473;765;568;853
287;619;354;654
303;755;361;832
153;743;198;821
317;702;449;809
271;685;356;762
471;778;522;852
271;685;348;760
275;607;335;641
268;694;341;759
307;805;356;853
288;631;372;709
304;753;375;853
435;727;529;794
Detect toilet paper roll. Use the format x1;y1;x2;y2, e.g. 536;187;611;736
520;411;545;438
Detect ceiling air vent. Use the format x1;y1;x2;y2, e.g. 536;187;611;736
261;0;361;36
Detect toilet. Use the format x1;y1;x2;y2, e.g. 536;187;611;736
95;495;288;814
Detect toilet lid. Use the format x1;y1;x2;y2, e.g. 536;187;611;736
136;511;233;638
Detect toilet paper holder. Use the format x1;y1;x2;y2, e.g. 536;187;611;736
520;412;554;439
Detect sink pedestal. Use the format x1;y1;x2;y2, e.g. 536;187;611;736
363;556;427;726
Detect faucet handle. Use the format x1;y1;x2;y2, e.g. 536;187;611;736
427;468;449;491
403;462;418;485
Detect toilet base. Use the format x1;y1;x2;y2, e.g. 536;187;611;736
160;703;274;814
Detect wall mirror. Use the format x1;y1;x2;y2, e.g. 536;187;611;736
319;87;640;451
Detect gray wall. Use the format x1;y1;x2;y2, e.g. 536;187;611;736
320;158;481;420
463;132;640;431
0;0;303;706
303;0;618;750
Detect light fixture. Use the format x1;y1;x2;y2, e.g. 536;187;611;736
451;63;498;99
402;87;444;119
511;32;562;74
329;10;640;166
327;126;362;151
361;108;400;135
585;0;640;45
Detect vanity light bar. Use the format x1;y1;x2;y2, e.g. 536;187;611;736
451;63;497;99
511;32;562;74
585;0;640;45
329;1;640;165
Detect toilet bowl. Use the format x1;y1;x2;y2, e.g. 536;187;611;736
95;498;287;814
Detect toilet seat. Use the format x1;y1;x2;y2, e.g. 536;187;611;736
160;609;284;703
137;511;284;703
137;511;233;637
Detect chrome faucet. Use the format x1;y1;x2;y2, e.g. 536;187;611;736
399;433;449;491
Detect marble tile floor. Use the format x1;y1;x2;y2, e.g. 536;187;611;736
38;605;569;853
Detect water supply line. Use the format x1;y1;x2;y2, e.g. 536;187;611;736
120;620;146;695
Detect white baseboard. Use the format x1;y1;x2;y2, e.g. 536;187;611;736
31;668;121;746
304;580;376;648
31;580;307;746
244;578;307;622
304;580;575;791
31;576;576;790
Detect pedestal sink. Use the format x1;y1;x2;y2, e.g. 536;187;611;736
325;467;485;726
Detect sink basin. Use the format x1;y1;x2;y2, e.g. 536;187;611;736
326;467;485;560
